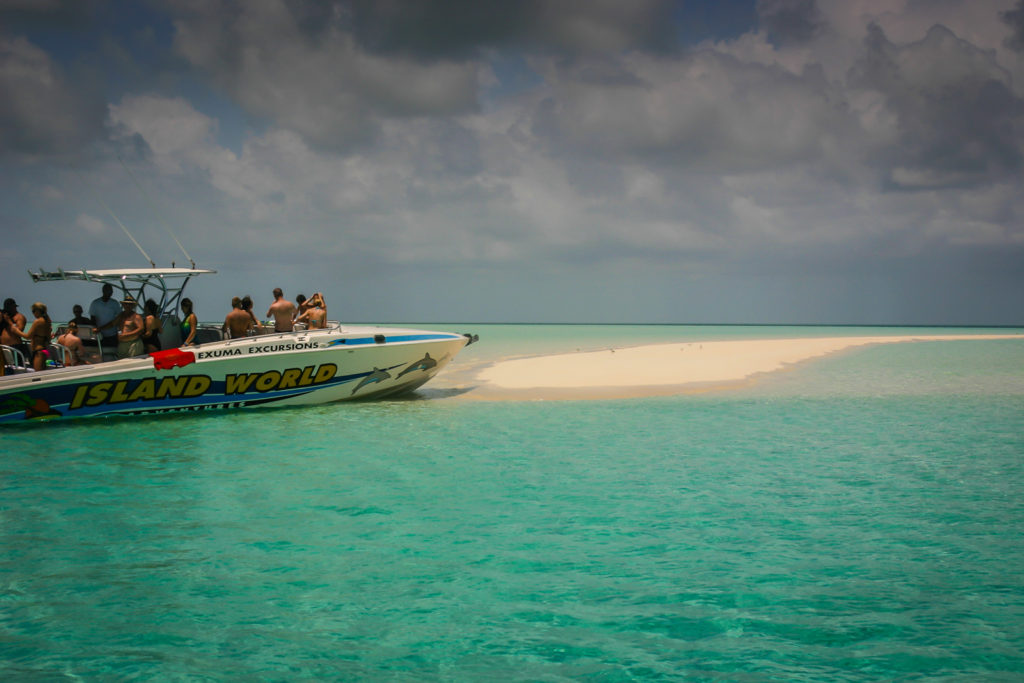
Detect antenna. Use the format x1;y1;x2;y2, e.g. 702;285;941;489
118;156;196;268
75;169;155;267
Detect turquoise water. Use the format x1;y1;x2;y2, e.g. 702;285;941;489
3;326;1024;679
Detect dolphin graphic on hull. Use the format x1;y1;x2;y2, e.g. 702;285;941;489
396;353;438;379
352;367;392;395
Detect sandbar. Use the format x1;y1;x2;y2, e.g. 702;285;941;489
463;334;1024;400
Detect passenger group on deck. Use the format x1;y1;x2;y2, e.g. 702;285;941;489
1;286;326;375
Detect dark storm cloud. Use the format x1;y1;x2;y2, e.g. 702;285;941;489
168;0;488;150
757;0;822;45
346;0;530;59
166;0;682;151
849;23;1024;189
0;0;98;28
0;1;106;157
346;0;678;59
528;51;850;173
1001;0;1024;51
0;34;106;156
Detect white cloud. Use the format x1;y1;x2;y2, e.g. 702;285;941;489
74;213;108;236
108;95;219;174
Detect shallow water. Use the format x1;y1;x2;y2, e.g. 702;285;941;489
2;327;1023;679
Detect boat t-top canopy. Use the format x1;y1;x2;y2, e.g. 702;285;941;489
28;267;216;318
29;267;216;284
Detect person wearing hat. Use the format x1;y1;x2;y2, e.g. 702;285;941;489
1;298;30;364
116;296;145;359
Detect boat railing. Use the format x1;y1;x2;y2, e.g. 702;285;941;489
291;321;341;332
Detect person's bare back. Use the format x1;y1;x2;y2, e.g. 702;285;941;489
296;303;326;329
223;298;253;339
266;288;296;332
57;325;90;365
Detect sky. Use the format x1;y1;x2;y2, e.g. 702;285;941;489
2;0;1023;325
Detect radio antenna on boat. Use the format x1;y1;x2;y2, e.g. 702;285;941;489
118;155;196;269
74;168;155;268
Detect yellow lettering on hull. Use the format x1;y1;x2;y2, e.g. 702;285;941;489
158;376;188;399
225;373;259;394
128;378;156;402
223;364;337;396
109;381;132;403
66;363;338;411
255;371;282;392
184;376;210;397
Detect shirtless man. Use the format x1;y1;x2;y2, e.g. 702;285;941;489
1;298;29;361
223;297;254;339
116;297;145;358
266;288;296;332
295;294;327;329
57;321;91;366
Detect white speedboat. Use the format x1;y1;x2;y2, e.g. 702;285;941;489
1;268;476;423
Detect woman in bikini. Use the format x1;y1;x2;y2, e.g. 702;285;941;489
13;302;53;371
180;298;198;346
295;292;327;329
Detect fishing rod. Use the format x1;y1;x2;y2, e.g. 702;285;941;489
118;155;196;269
74;168;155;268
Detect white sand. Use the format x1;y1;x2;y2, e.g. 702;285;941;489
473;334;1024;397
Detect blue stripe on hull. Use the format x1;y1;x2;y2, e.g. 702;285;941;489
0;361;430;423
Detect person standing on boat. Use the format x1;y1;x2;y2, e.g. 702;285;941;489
266;288;296;332
11;302;53;371
116;296;145;358
89;284;121;361
223;297;253;339
180;298;197;346
142;299;163;353
70;304;91;326
1;298;29;362
241;295;262;334
0;308;7;375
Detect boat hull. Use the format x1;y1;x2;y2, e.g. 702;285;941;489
0;326;469;424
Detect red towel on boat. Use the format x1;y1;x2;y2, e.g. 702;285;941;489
151;348;196;370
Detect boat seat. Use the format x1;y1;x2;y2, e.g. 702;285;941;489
194;325;224;345
2;344;33;374
160;314;183;349
48;342;71;368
